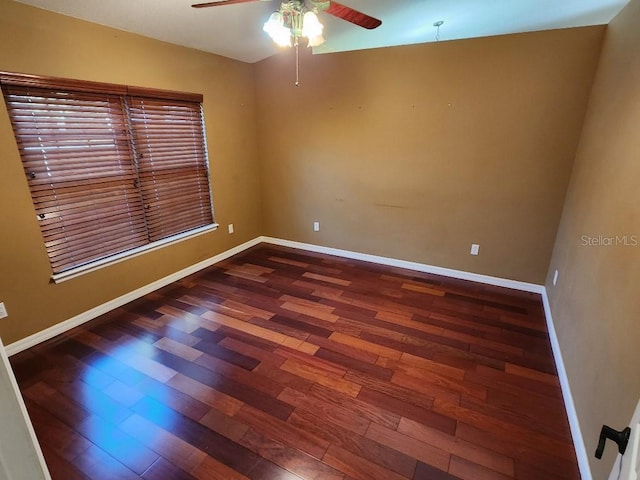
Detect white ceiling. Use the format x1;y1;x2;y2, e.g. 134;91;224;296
14;0;630;64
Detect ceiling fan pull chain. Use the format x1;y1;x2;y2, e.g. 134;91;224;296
295;40;300;87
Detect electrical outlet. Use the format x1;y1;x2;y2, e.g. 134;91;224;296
313;221;320;232
0;302;7;319
228;224;234;234
553;269;559;286
470;244;480;255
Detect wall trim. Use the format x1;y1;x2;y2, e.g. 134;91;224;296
7;235;545;356
6;234;587;476
542;291;592;480
6;237;262;356
260;236;545;294
263;236;589;478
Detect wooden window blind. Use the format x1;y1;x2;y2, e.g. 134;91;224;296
128;96;212;242
1;72;214;276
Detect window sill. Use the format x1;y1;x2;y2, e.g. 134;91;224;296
51;223;219;284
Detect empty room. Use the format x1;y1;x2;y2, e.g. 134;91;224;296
0;0;639;479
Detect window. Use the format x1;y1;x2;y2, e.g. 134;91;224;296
1;72;215;279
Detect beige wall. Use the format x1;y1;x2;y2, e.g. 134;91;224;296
1;2;637;477
0;0;262;345
546;0;640;477
254;27;605;284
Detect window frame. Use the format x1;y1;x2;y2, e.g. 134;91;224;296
0;71;217;283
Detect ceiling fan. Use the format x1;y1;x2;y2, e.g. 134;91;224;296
191;0;382;85
191;1;383;43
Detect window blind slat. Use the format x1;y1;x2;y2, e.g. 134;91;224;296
34;189;144;211
46;227;148;255
48;237;148;270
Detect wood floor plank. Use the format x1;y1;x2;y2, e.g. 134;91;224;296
240;428;345;480
153;348;294;420
191;455;250;480
10;244;579;480
379;354;465;381
348;371;436;412
433;399;575;460
217;336;287;367
132;396;262;477
397;417;514;476
413;461;461;480
154;336;204;362
40;445;91;480
280;358;362;398
22;381;91;429
251;362;315;392
354;385;468;436
401;282;446;296
194;353;282;398
278;386;370;435
119;414;207;473
365;422;451;472
281;302;341;323
376;310;445;336
287;407;417;478
268;314;334;338
461;393;572;442
448;455;513;480
142;457;198;480
199;408;250;443
274;345;349;377
307;383;401;430
25;399;92;462
75;414;159;475
390;370;465;405
234;404;330;460
322;445;408;480
315;347;393;380
455;422;580;479
52;377;133;425
166;373;244;416
72;444;142;480
470;364;562;399
302;271;352;286
134;375;212;421
329;332;403;360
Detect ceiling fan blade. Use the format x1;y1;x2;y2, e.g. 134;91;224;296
326;1;382;29
191;0;263;8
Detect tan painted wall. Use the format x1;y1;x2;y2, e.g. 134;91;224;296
546;0;640;477
1;3;636;476
0;0;262;345
254;27;605;284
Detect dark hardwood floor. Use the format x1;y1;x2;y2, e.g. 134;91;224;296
10;243;580;480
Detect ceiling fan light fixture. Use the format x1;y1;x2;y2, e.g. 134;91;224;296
307;34;325;47
263;11;292;47
302;11;323;40
263;2;326;48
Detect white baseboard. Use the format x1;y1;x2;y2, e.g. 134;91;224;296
7;235;544;356
5;237;262;356
6;234;586;477
264;236;589;478
260;236;545;294
542;291;592;480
